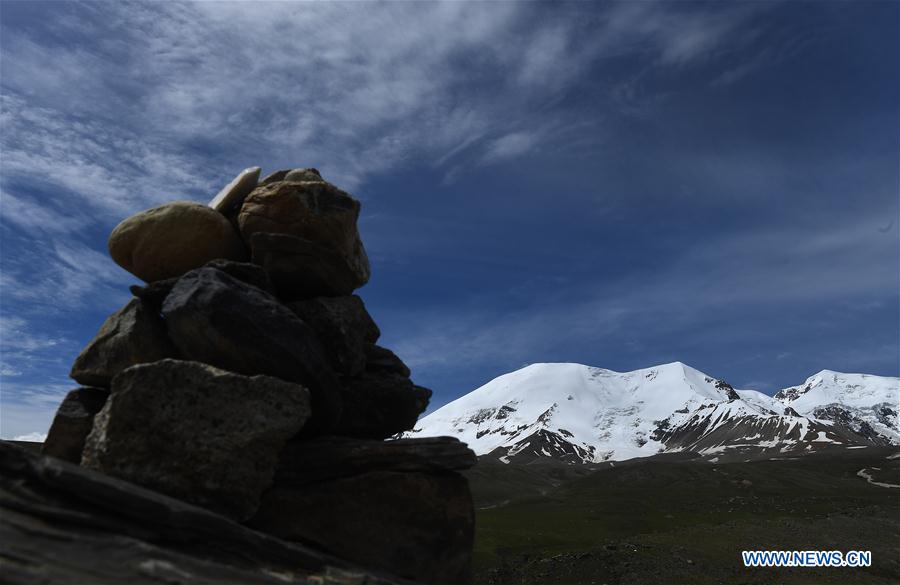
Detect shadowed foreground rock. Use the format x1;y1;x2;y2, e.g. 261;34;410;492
288;295;380;377
82;360;311;520
337;371;432;439
69;297;177;387
0;441;410;585
251;437;476;584
41;387;109;464
39;165;474;582
250;231;365;298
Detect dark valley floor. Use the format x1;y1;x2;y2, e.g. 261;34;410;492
465;447;900;585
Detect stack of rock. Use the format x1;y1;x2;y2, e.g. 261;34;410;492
41;167;476;584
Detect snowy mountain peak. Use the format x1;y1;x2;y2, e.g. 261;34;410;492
773;370;899;445
413;362;899;464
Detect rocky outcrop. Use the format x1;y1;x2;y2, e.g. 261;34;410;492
82;360;310;520
69;297;177;387
0;441;408;585
108;201;247;282
42;165;472;582
41;387;109;464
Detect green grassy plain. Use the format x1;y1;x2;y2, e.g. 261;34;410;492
466;449;900;585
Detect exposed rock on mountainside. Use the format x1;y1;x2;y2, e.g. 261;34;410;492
413;361;899;464
31;167;474;584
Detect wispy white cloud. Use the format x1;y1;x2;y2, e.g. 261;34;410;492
0;1;843;429
482;131;541;164
1;1;765;212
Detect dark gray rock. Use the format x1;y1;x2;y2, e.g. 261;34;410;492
129;260;273;310
288;296;380;376
251;470;474;585
0;441;409;585
203;259;274;292
81;359;311;520
249;232;364;299
365;345;411;378
161;266;342;432
41;387;109;464
337;371;431;440
129;277;179;311
70;298;178;387
274;436;477;485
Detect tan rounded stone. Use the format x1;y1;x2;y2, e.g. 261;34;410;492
108;201;247;283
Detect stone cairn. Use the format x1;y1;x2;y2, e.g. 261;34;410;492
41;167;476;584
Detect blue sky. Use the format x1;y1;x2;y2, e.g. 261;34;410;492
1;1;897;439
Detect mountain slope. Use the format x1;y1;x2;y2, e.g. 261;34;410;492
774;370;899;445
412;362;899;463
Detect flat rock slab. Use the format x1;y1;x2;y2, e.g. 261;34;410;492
41;387;109;464
275;436;477;485
208;166;261;214
70;298;178;387
0;441;409;585
161;266;342;432
251;470;474;585
82;359;311;520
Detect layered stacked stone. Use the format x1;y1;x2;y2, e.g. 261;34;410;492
41;167;475;584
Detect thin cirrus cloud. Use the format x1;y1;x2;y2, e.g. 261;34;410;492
2;1;895;438
1;1;767;214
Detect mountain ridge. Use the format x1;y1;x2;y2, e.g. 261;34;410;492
411;361;899;464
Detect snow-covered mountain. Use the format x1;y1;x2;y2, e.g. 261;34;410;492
410;362;899;464
773;370;899;445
